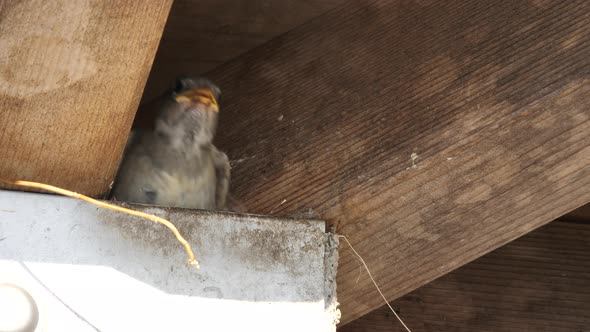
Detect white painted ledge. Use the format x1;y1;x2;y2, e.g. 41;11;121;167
0;190;339;331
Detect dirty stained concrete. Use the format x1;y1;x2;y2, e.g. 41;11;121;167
0;190;339;331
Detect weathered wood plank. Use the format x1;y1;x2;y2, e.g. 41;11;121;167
141;0;344;101
0;0;172;197
205;0;590;323
339;221;590;331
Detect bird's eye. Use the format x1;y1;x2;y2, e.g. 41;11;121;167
174;79;186;93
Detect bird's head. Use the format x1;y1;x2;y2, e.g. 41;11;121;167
154;77;221;147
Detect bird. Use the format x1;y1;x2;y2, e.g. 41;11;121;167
111;76;231;211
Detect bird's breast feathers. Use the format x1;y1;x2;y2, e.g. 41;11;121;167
150;166;216;209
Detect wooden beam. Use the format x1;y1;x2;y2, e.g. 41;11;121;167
141;0;344;101
0;0;172;197
339;221;590;331
204;0;590;323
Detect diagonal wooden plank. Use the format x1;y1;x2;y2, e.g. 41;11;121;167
205;0;590;323
0;0;172;197
339;221;590;331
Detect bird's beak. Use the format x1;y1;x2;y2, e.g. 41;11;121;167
174;88;219;112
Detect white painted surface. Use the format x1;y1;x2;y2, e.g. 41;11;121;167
0;190;338;331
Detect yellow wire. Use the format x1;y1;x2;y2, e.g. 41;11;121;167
0;178;199;268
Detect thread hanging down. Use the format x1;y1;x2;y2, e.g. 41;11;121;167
338;235;412;332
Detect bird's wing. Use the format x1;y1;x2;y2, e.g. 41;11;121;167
211;145;230;210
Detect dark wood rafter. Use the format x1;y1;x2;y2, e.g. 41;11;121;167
141;0;344;101
340;220;590;331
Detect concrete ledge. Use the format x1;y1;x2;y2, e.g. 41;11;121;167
0;190;339;331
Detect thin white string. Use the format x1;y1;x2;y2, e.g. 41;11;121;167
338;235;412;332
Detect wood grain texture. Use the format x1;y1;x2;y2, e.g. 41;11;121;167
204;0;590;323
0;0;172;197
140;0;344;101
561;202;590;223
339;221;590;331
